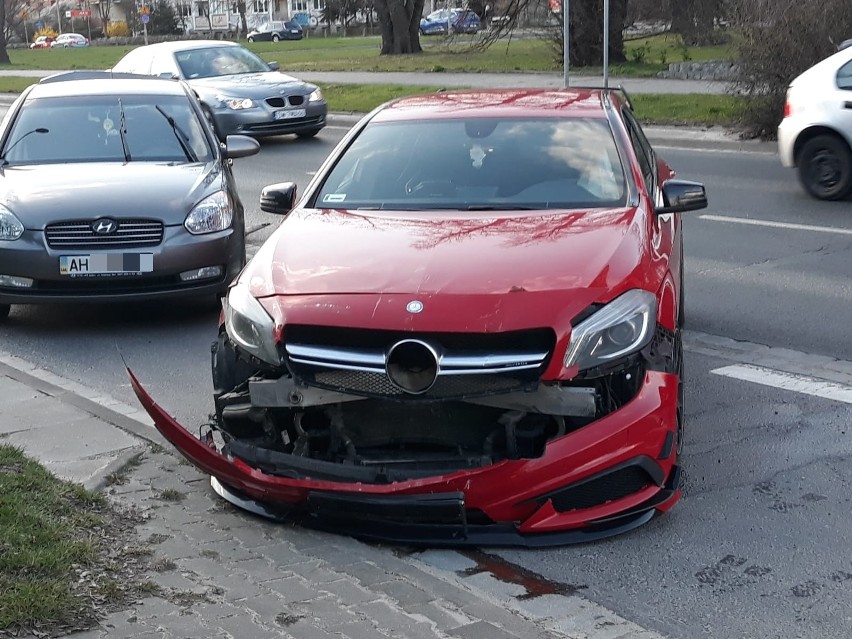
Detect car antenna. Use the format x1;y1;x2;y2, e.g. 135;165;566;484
0;128;49;164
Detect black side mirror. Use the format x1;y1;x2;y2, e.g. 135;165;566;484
223;135;260;159
267;61;281;71
261;182;297;215
656;179;708;215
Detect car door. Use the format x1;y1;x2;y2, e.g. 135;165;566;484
833;59;852;148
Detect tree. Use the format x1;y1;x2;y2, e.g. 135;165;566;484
148;0;181;34
374;0;425;55
671;0;725;46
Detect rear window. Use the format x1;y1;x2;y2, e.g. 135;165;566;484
2;93;213;165
314;117;627;211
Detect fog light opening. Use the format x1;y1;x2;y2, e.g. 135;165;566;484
0;274;34;288
179;266;223;282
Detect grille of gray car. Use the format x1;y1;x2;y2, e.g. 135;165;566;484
45;219;164;249
265;95;305;108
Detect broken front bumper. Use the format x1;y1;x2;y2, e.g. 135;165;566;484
128;368;681;547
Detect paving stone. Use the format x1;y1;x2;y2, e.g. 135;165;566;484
319;578;380;606
291;559;348;585
177;522;236;544
337;561;399;588
370;579;435;606
233;557;293;583
221;579;269;604
153;536;209;560
274;618;342;639
240;591;293;622
130;596;186;621
358;599;439;635
449;620;521;639
263;576;317;604
292;594;364;627
228;524;277;549
255;540;315;569
150;570;207;593
406;600;475;632
215;613;285;639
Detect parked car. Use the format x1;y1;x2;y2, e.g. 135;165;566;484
420;8;481;34
0;71;260;322
130;88;708;547
778;44;852;200
30;35;55;49
111;41;327;140
50;33;89;48
247;20;303;42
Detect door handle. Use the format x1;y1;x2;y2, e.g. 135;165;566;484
844;101;852;109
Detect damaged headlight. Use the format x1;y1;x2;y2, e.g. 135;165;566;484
223;283;280;366
564;289;657;371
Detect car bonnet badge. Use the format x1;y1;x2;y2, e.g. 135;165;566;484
406;300;424;314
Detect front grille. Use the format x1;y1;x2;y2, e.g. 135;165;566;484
243;115;324;134
265;95;306;108
284;325;555;401
45;219;164;249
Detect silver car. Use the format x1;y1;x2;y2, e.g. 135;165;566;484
777;45;852;200
112;40;327;141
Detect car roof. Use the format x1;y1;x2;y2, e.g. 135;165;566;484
127;40;242;54
29;74;188;99
371;89;614;123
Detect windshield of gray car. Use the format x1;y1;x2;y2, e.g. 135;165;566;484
175;46;271;79
1;94;213;165
313;117;628;211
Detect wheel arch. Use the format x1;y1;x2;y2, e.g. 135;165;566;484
793;125;852;166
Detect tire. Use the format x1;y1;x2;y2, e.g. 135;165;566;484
678;242;685;329
247;36;254;42
272;34;280;42
0;304;9;322
296;128;321;139
675;328;685;456
201;104;224;142
797;134;852;201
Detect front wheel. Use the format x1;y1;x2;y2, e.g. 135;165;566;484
201;104;224;142
797;134;852;200
247;36;254;42
0;304;10;322
272;34;280;42
296;128;321;139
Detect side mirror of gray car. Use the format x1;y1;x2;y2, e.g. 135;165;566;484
261;182;297;215
223;135;260;159
656;179;708;215
267;61;281;71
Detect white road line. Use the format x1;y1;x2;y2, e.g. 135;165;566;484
711;364;852;404
700;214;852;235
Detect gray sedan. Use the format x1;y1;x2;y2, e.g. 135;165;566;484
112;40;327;140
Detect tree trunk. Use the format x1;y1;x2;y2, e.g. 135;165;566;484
375;0;424;55
0;0;10;64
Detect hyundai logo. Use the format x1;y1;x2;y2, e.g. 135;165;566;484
91;218;117;235
406;300;424;314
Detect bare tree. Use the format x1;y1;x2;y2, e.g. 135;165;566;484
374;0;424;55
0;0;9;64
671;0;725;46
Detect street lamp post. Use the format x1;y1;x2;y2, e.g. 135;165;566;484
56;0;63;33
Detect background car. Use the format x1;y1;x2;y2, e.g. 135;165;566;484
133;87;708;547
0;71;260;322
778;44;852;200
247;20;303;42
30;35;55;49
420;8;481;34
50;33;89;47
111;41;327;140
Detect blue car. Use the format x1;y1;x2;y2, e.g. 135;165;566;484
419;8;481;35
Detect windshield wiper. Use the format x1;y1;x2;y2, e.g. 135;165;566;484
466;204;541;211
117;98;131;162
154;105;198;162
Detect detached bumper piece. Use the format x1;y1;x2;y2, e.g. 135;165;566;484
210;478;671;548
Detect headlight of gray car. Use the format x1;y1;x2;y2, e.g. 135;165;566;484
216;95;255;110
564;289;657;371
224;283;280;366
308;88;324;102
0;205;24;241
185;191;233;235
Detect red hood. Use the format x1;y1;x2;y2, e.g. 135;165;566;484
243;207;648;299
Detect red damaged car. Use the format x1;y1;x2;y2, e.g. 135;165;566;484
131;88;708;547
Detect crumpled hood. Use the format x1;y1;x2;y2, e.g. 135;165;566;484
1;162;221;228
244;206;649;299
189;72;314;99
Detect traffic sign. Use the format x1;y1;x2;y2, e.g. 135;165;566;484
35;19;44;28
141;13;150;23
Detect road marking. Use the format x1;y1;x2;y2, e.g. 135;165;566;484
700;214;852;236
711;364;852;404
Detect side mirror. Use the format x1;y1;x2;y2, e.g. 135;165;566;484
223;134;260;159
656;179;708;215
158;71;179;80
267;61;281;71
261;182;297;215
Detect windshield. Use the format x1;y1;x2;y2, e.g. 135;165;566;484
314;118;628;211
175;46;271;79
2;94;213;165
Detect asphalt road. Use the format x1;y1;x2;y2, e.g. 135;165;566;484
2;124;852;638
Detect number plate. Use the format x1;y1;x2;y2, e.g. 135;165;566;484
60;254;154;276
274;108;306;120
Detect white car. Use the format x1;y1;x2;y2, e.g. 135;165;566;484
777;45;852;200
50;33;89;48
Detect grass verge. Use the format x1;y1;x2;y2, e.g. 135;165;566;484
0;444;155;637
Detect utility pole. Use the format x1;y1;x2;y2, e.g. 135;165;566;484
562;0;569;87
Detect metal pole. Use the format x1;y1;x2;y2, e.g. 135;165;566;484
562;0;569;87
603;0;609;89
57;0;62;33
